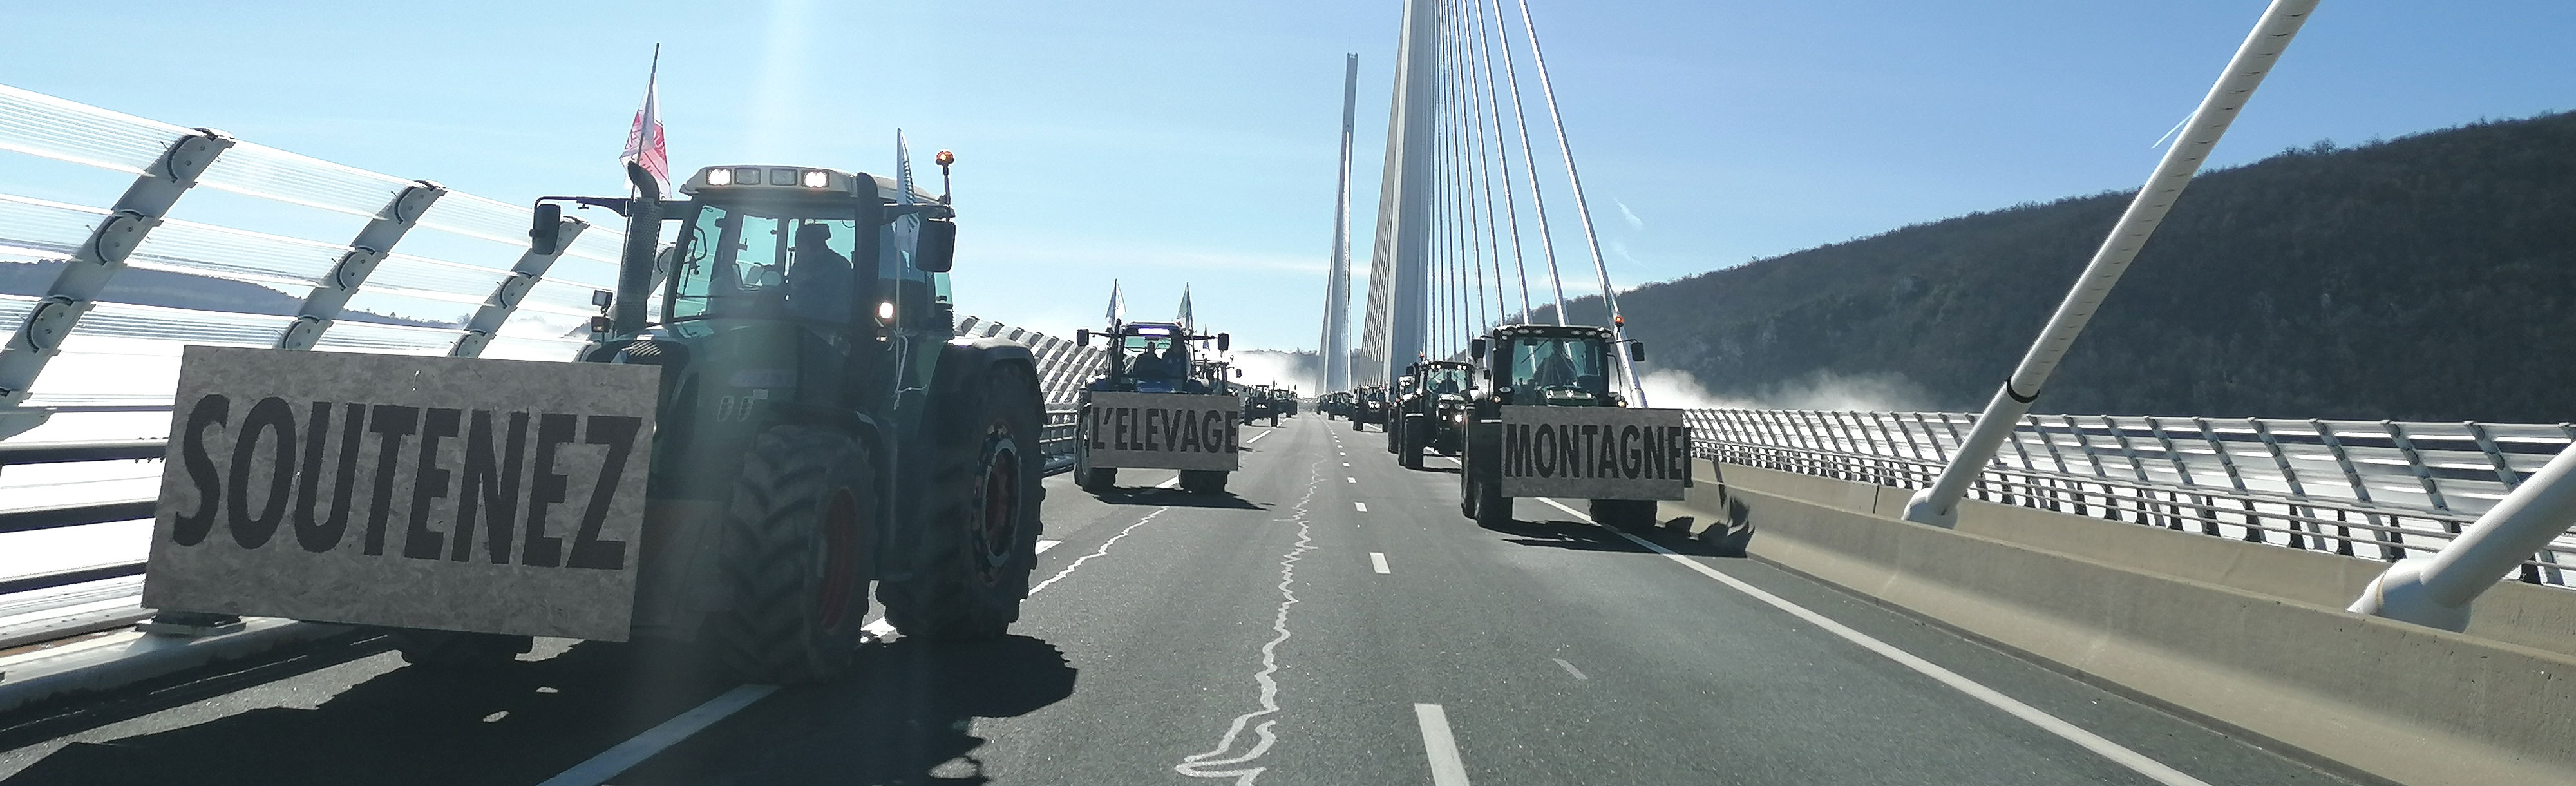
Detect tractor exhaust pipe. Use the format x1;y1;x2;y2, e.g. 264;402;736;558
612;161;663;335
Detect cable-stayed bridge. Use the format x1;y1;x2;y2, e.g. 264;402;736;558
1;1;2573;784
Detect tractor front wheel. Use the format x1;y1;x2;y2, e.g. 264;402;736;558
880;363;1044;640
711;427;875;684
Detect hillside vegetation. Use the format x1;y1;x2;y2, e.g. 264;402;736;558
1537;111;2576;423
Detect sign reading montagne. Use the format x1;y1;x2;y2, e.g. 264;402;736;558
142;347;660;641
1496;405;1691;500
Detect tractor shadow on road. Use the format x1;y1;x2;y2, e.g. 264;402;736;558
1;633;1078;786
1091;487;1266;511
621;633;1078;785
1489;515;1739;560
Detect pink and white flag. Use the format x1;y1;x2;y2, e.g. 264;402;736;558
620;47;671;196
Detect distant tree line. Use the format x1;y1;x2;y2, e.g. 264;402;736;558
1529;111;2576;423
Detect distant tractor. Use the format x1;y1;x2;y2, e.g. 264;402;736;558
1457;323;1689;531
1242;386;1285;426
1350;385;1392;431
1071;321;1241;495
1392;360;1475;470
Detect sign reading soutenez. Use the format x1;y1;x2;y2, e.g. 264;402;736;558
1081;392;1242;471
142;347;659;642
1496;405;1692;500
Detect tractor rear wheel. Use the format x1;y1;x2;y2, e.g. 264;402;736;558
711;427;875;684
1400;418;1426;470
1180;469;1229;494
880;363;1044;640
1077;465;1117;492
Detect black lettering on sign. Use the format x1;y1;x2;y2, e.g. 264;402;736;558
1226;417;1240;453
1144;408;1162;452
455;410;527;564
1618;425;1643;480
1586;425;1613;478
1113;408;1132;451
1563;425;1587;478
1510;424;1533;478
1640;425;1664;481
522;412;577;568
403;407;460;560
296;402;366;553
1531;424;1556;478
1179;410;1204;452
1669;427;1692;480
567;415;638;570
226;396;296;549
363;404;419;556
1205;410;1226;451
1085;408;1106;450
172;394;230;547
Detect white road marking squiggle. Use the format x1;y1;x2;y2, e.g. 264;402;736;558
1030;506;1168;596
1173;461;1321;785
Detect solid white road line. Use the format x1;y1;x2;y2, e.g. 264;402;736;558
533;684;779;786
1412;703;1472;786
1245;429;1274;445
1533;498;2215;786
1370;552;1390;574
1551;658;1588;680
1036;539;1062;555
1354;502;1368;512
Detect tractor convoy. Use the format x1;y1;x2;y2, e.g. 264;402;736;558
137;143;1690;697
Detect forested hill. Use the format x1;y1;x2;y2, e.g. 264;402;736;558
1537;111;2576;423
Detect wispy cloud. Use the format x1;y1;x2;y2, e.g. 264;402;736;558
1615;200;1645;230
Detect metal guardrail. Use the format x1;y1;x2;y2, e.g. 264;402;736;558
1681;408;2576;588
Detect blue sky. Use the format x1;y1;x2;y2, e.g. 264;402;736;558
4;1;2571;350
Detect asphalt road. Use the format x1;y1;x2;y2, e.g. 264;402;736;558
0;414;2360;785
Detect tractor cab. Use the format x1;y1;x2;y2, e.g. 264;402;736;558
1076;321;1229;394
1471;323;1639;408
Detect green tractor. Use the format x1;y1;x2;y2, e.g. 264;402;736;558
1390;359;1474;470
1457;323;1668;530
1350;385;1391;432
515;158;1045;683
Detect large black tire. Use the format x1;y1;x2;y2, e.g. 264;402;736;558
390;629;531;670
710;427;875;684
880;363;1045;640
1180;469;1229;495
1400;417;1426;470
1350;417;1363;432
1589;499;1658;531
1077;465;1116;492
1465;476;1510;528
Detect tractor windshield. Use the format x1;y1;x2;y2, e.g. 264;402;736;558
667;201;861;324
1119;335;1193;381
1504;336;1608;402
1421;366;1471;396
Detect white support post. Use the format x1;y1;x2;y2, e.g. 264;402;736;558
449;215;589;358
2353;441;2576;631
1902;0;2319;525
0;128;234;439
275;181;446;351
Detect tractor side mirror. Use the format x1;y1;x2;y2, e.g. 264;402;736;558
1233;369;1242;378
916;218;957;272
530;202;562;256
1074;329;1089;347
1469;338;1486;360
1627;340;1647;362
1217;332;1231;352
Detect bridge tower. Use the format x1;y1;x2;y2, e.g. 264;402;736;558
1357;0;1443;387
1319;54;1358;392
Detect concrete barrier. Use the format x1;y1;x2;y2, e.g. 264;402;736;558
1667;459;2576;786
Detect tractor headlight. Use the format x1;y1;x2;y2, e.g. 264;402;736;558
705;168;733;186
802;169;830;188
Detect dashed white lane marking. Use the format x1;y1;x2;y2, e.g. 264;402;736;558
1342;462;1350;467
1412;703;1473;786
534;684;779;786
1354;502;1368;512
1369;552;1390;574
1036;539;1062;554
1346;477;1356;483
1535;497;2215;786
1175;465;1321;785
1245;429;1275;445
1551;658;1588;680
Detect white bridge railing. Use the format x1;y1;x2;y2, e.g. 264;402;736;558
1682;408;2576;588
